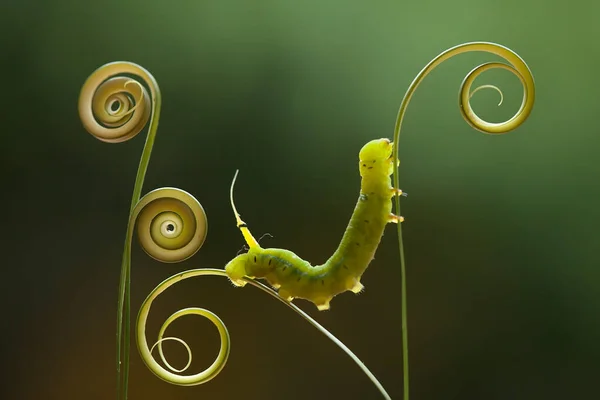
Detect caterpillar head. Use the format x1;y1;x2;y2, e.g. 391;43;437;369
359;138;394;176
225;253;249;287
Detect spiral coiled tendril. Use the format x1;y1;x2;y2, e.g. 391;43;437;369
135;268;391;398
136;270;231;386
134;188;208;263
390;42;536;399
78;63;153;143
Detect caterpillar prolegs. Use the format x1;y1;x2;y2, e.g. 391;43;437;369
225;138;404;311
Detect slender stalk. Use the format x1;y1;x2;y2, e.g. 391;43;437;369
77;61;162;400
390;42;536;400
135;268;392;399
117;87;161;400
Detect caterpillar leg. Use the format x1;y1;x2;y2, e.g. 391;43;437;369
350;280;364;294
315;298;332;311
229;278;247;287
388;214;405;224
278;288;294;302
391;188;408;197
345;276;364;294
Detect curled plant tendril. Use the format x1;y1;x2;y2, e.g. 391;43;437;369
469;84;504;106
390;42;535;399
150;337;193;373
135;269;391;399
134;188;208;263
78;62;168;400
79;65;152;143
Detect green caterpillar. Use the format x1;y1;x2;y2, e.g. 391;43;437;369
225;138;404;311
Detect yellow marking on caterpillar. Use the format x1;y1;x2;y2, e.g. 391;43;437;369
225;138;404;311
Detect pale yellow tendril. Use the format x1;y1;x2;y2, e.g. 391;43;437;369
136;269;391;398
390;42;536;399
470;84;504;106
133;187;208;263
150;337;192;373
78;63;155;143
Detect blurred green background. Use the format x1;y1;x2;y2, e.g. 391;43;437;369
2;0;599;399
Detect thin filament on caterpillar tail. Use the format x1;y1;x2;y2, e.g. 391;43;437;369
225;138;404;311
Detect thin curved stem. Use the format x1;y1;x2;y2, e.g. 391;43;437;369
136;268;392;399
390;42;535;400
119;100;161;400
78;62;162;400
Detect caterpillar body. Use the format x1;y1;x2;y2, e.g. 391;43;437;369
225;138;404;311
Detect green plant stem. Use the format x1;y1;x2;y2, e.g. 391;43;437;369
392;160;409;400
115;70;162;400
391;41;536;400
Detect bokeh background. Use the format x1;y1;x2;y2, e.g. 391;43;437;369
2;0;599;399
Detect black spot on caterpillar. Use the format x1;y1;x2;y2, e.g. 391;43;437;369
224;138;404;311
